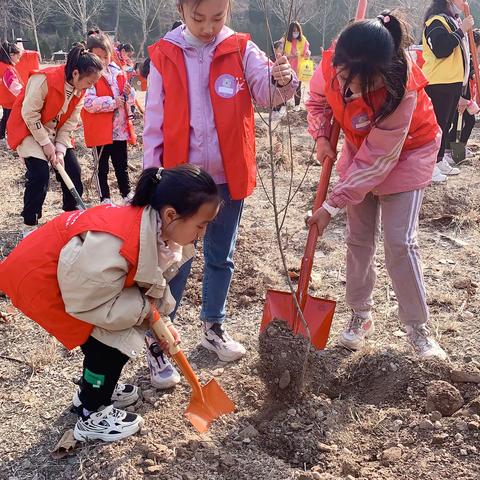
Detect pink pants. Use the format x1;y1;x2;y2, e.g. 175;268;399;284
345;189;429;326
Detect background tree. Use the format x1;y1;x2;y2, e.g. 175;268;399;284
53;0;105;36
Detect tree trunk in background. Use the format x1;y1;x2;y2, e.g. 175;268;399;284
115;0;121;39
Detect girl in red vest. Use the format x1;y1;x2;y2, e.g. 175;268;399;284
7;45;103;237
113;43;135;72
306;11;447;360
0;164;221;442
0;42;22;143
82;33;136;205
143;0;297;382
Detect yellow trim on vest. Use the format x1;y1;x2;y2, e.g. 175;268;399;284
422;15;464;85
285;38;306;58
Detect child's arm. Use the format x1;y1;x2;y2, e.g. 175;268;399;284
303;40;311;59
83;84;117;113
327;91;419;209
243;40;299;108
3;68;22;97
57;232;151;329
143;63;164;169
55;97;85;155
20;74;51;147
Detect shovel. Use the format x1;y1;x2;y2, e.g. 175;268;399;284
149;304;235;433
260;0;368;350
56;163;86;211
450;112;466;164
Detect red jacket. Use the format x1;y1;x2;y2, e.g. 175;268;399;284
0;62;20;109
15;50;40;85
322;49;438;151
149;34;256;200
0;205;144;350
6;65;84;150
81;73;136;147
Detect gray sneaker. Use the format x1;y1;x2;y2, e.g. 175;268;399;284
339;311;374;350
406;324;447;360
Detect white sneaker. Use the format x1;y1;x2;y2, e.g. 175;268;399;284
200;323;246;362
465;147;475;158
22;225;38;238
339;311;375;350
73;383;139;410
101;198;113;205
438;158;460;175
443;151;455;166
293;105;301;112
74;404;144;442
145;330;181;389
406;324;447;360
122;191;134;205
431;164;447;183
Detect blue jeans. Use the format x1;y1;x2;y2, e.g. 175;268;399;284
169;184;244;324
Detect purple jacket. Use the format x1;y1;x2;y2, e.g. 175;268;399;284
143;26;298;184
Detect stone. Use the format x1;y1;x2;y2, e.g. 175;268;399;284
317;442;338;453
454;433;464;444
213;368;224;376
220;454;236;468
143;459;155;467
430;411;443;422
434;421;443;430
145;465;162;474
290;422;302;431
450;370;480;384
418;419;435;430
341;459;361;478
459;449;468;456
279;370;291;389
468;396;480;414
288;408;297;416
468;421;479;431
182;474;196;480
238;425;259;439
380;447;403;465
432;433;449;445
426;381;464;416
455;419;469;432
392;419;403;431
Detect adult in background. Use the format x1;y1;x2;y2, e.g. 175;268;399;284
284;21;311;111
422;0;474;181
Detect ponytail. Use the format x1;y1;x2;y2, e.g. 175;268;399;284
131;165;220;218
65;44;103;81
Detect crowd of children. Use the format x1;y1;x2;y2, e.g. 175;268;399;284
0;0;478;443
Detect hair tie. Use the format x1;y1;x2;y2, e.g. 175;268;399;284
377;14;391;24
155;167;164;183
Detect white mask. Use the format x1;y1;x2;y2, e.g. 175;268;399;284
292;32;300;39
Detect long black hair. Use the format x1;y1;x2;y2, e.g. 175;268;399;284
287;21;303;42
65;45;104;82
424;0;456;22
0;42;21;65
333;10;412;123
131;165;220;218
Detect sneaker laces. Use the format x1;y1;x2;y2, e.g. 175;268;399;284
346;312;368;335
407;325;432;352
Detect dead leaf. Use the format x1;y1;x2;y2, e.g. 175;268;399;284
288;269;300;281
51;429;77;459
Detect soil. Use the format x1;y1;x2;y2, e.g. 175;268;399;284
1;97;480;480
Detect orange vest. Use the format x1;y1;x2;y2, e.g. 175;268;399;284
0;62;20;109
16;50;40;85
322;49;439;151
149;34;256;200
6;65;84;150
0;205;144;350
81;73;136;147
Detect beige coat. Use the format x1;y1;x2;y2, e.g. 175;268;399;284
17;73;83;160
57;206;194;357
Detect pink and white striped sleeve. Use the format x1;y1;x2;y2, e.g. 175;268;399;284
306;63;333;140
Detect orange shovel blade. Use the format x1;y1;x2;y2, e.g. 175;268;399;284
184;378;236;434
260;289;336;350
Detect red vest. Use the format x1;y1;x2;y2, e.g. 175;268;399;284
16;50;40;85
0;205;144;350
6;65;84;150
322;49;439;151
81;73;136;147
149;34;256;200
0;62;20;109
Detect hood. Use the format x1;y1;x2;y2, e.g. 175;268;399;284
163;24;235;51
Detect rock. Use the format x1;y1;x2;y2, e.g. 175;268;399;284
311;473;322;480
391;419;403;431
290;422;302;431
454;433;464;444
455;419;469;432
182;474;196;480
468;396;480;414
317;442;338;453
145;465;162;474
238;425;259;439
467;445;478;454
459;449;468;456
242;438;251;444
434;421;443;430
450;370;480;384
297;474;312;480
462;311;474;320
432;433;449;445
220;454;236;467
468;421;479;430
380;447;403;465
143;459;155;467
288;408;297;416
430;411;443;422
419;419;435;430
279;370;291;389
426;381;464;416
213;368;224;376
341;459;361;478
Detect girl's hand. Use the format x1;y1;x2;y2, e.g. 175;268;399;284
316;137;336;165
461;15;474;33
52;151;65;168
123;82;132;96
307;207;332;236
42;142;56;163
115;96;125;109
272;56;293;86
156;324;181;352
458;96;469;114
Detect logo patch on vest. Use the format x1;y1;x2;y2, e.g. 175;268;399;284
214;74;244;98
352;113;371;131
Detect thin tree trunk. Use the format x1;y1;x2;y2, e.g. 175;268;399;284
33;26;42;61
115;0;121;40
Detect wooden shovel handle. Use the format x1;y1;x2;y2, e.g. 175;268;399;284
149;303;181;355
463;2;480;104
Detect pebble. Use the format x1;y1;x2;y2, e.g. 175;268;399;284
467;445;478;453
472;414;480;421
434;421;443;430
279;370;291;390
432;433;449;444
242;438;251;444
143;459;155;467
145;465;162;474
182;474;196;480
468;421;480;430
426;380;464;416
462;311;474;320
380;446;403;465
392;419;403;431
290;422;302;431
459;448;468;456
454;433;464;444
238;425;259;439
455;419;469;432
317;442;338;453
341;459;361;478
419;419;435;430
212;368;224;376
288;408;297;416
430;411;443;422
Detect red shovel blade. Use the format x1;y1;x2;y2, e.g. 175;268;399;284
261;289;336;350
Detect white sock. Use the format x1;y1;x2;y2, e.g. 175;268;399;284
354;310;372;320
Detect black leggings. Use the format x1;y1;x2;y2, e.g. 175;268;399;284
94;141;130;201
425;83;463;162
448;83;475;145
79;336;129;412
22;149;83;226
0;108;11;139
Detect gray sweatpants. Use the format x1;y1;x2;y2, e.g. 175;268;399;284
345;189;429;326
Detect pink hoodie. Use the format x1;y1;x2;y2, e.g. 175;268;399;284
143;26;298;184
306;61;441;209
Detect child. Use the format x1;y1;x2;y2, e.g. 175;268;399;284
113;43;135;72
143;0;297;386
284;21;311;111
0;165;221;442
82;33;136;205
306;11;447;360
0;42;22;143
6;45;103;236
